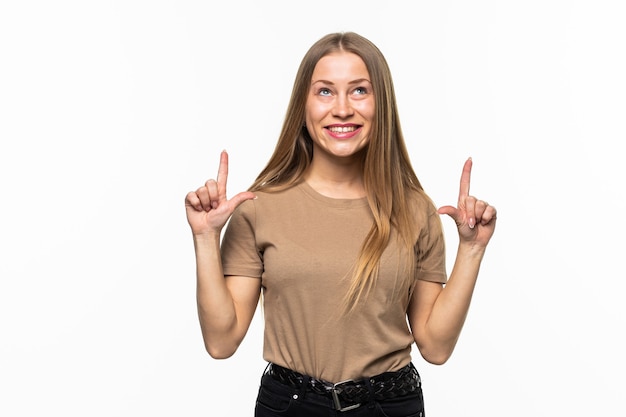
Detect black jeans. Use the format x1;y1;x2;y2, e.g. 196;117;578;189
254;367;425;417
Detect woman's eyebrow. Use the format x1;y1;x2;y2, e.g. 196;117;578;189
311;78;372;85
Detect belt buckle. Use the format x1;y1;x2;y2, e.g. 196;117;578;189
331;379;361;412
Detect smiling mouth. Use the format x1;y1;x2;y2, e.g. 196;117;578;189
327;126;359;133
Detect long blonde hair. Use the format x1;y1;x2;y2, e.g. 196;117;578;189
250;32;425;311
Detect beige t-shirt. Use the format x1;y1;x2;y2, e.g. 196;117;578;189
221;181;447;382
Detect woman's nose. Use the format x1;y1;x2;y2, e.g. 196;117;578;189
332;96;354;118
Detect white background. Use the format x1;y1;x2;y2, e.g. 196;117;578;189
1;1;624;416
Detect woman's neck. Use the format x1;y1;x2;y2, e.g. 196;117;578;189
304;157;366;199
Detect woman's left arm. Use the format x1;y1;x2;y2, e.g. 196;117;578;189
408;158;497;365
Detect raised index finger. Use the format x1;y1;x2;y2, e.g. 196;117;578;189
458;157;473;202
216;150;229;199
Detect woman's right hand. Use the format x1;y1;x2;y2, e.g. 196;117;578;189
185;151;256;236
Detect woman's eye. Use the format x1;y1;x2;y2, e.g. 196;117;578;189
318;88;332;96
354;87;368;95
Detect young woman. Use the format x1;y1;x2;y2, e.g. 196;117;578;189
185;32;497;416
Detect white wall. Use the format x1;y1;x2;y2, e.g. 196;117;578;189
1;1;624;415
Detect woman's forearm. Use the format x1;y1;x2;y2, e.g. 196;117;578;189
193;232;240;357
421;243;486;363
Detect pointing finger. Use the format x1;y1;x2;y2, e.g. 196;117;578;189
216;150;229;202
458;157;472;203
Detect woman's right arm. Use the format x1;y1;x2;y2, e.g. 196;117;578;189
185;151;259;359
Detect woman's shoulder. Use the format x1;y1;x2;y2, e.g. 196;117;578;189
250;182;302;200
237;183;303;212
405;188;438;214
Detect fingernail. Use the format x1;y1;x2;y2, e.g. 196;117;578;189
469;218;475;229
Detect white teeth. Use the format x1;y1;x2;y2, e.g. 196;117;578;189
328;126;356;133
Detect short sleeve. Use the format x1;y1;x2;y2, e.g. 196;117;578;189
414;204;447;284
220;200;263;278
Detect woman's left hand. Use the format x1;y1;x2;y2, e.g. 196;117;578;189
437;158;497;248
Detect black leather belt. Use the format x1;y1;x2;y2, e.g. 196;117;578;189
266;362;421;412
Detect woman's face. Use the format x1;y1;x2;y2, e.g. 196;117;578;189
305;51;375;161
